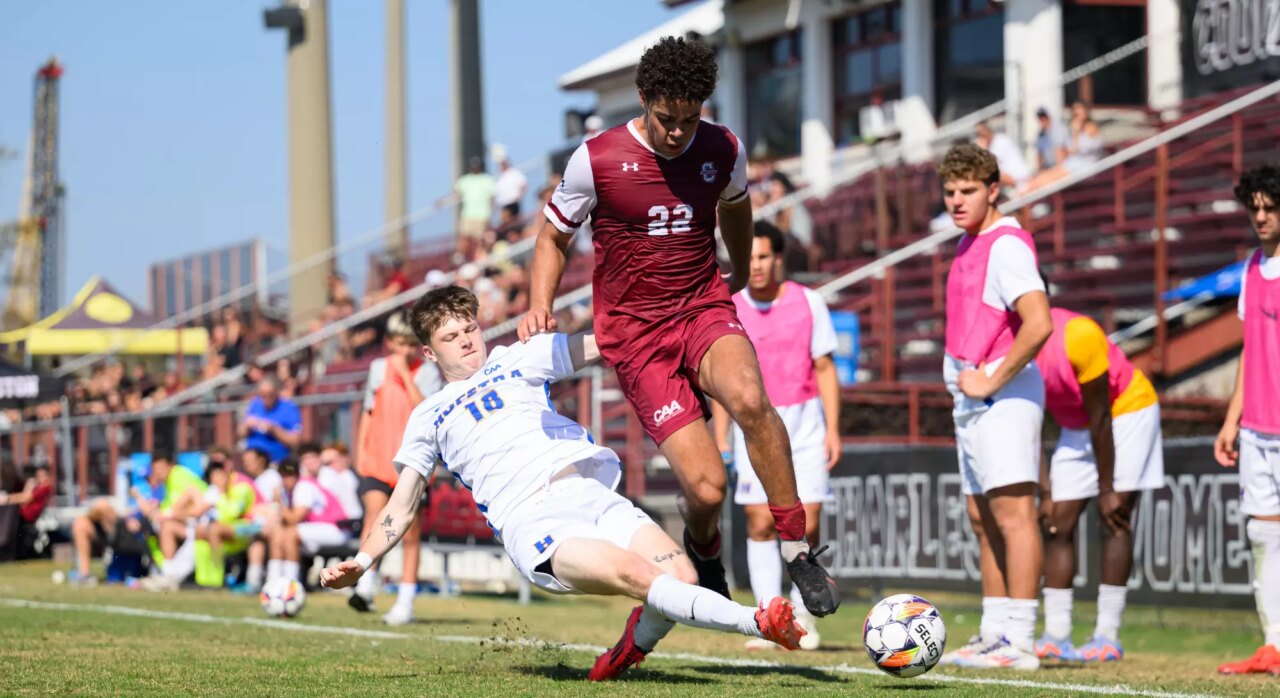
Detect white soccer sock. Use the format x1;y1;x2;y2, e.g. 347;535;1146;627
1093;584;1127;642
746;539;783;605
1247;518;1280;647
355;565;378;597
266;559;282;584
980;596;1010;643
1042;587;1073;640
246;564;264;589
632;604;676;653
281;560;301;583
646;573;762;638
1006;599;1039;652
395;582;416;610
163;538;197;582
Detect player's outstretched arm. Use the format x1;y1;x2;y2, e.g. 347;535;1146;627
519;220;574;341
567;331;601;372
320;468;426;589
717;197;754;294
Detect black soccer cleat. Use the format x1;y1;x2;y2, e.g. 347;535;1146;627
786;544;840;617
347;592;374;613
683;529;731;599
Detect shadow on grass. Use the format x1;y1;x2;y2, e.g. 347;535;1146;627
692;664;843;683
872;683;944;691
516;663;716;684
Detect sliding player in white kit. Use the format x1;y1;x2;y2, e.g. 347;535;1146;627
711;222;841;651
320;286;806;681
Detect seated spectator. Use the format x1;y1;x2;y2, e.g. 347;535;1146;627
1035;106;1069;171
238;376;301;465
268;457;353;586
975;121;1030;190
0;465;53;560
1023;113;1104;193
239;446;281;592
364;254;412;308
318;442;362;524
69;450;176;585
763;173;816;275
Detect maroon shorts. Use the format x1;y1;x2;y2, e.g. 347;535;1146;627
602;302;750;445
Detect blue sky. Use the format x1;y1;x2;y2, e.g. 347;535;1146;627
0;1;680;308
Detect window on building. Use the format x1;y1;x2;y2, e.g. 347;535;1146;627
833;2;904;144
745;30;803;159
933;0;1004;125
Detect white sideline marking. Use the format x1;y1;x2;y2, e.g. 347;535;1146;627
1;598;1209;697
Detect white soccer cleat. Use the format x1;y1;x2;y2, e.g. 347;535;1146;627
382;604;414;627
963;638;1041;671
743;637;778;651
938;634;989;666
795;614;821;651
140;575;181;593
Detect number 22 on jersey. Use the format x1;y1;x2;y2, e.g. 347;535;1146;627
647;204;693;236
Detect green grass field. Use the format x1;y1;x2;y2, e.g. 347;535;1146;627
0;560;1275;697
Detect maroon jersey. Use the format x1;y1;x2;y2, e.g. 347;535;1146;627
544;120;749;351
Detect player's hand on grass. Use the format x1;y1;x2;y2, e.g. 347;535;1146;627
1214;422;1240;467
320;559;364;589
956;367;997;400
517;308;558;342
1097;491;1132;535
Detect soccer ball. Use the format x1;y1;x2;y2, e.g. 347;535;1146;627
863;594;947;678
260;578;307;618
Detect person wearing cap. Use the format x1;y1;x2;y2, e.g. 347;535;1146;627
493;147;528;221
1035;107;1069;172
351;310;444;625
455;156;496;262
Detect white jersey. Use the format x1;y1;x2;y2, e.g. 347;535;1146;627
393;333;619;530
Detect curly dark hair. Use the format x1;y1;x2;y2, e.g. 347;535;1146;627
409;284;479;346
635;36;718;106
937;144;1000;186
1235;165;1280;207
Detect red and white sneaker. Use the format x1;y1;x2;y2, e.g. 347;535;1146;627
754;597;807;651
588;606;648;681
1218;644;1280;675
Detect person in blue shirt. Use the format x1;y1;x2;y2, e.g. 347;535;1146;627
238;376;301;464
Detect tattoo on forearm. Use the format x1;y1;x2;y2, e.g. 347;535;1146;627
385;529;397;543
653;550;683;565
381;515;394;528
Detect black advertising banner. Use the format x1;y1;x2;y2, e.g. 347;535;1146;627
728;439;1254;608
1183;0;1280;98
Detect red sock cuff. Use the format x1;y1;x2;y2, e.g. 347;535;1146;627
684;529;722;560
769;502;806;541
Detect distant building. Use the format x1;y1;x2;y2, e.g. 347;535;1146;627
147;240;266;318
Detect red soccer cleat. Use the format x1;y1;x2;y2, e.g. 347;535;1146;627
1217;644;1280;675
588;606;648;681
754;596;807;651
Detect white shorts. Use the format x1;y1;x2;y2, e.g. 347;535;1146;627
296;522;352;556
734;443;833;506
1050;403;1166;501
955;365;1045;496
1240;429;1280;517
501;474;655;595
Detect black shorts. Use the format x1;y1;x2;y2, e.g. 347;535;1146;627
358;476;431;510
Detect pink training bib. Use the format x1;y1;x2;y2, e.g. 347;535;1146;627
1242;249;1280;434
945;225;1038;364
1038;308;1134;429
298;476;347;525
733;281;818;408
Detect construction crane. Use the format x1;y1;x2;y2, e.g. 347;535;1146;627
3;57;65;332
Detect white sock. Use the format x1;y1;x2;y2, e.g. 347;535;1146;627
281;560;300;583
646;573;762;638
266;560;282;584
163;539;197;582
1006;599;1039;652
779;539;808;563
355;565;378;597
395;582;416;610
632;604;676;652
746;539;783;605
246;564;264;588
1094;584;1127;642
980;597;1010;643
1042;587;1073;640
1247;518;1280;647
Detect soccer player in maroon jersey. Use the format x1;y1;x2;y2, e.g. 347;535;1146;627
518;38;837;667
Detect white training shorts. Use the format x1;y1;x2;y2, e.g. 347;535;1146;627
501;472;655;595
297;522;353;556
734;440;833;506
955;363;1045;496
1050;403;1166;501
1240;429;1280;517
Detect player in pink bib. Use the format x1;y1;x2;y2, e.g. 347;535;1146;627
1215;166;1280;676
935;145;1053;671
711;222;841;650
266;456;355;588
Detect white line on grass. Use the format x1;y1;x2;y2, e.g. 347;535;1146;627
1;597;1210;698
